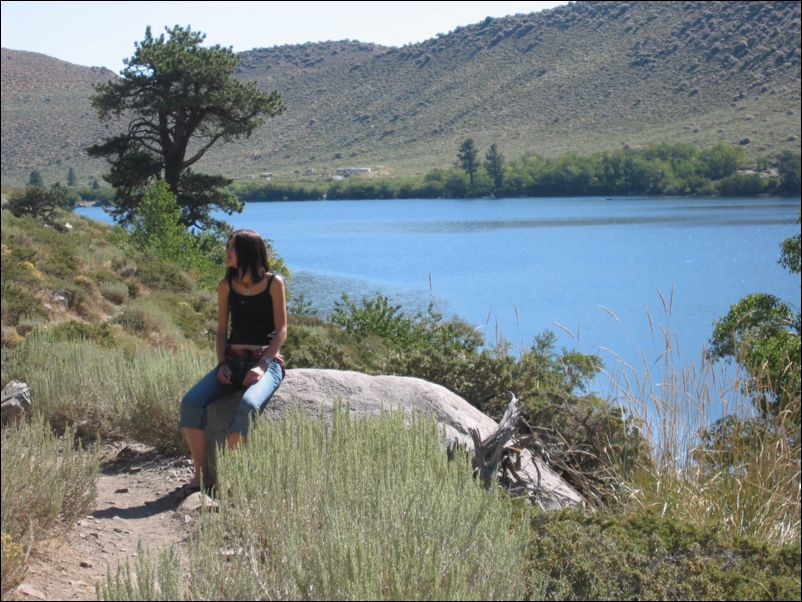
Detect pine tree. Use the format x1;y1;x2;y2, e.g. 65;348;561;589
28;169;44;187
88;25;285;230
456;139;479;187
484;144;505;192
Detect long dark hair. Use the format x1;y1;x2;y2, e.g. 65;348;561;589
226;229;270;285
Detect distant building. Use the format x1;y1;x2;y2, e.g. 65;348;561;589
260;172;273;180
334;167;372;177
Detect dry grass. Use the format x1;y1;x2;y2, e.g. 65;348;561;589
1;416;100;597
604;293;800;545
1;330;213;452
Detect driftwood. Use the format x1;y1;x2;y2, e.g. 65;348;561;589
468;393;521;489
457;393;589;507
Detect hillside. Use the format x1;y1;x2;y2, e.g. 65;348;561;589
0;48;117;185
1;0;800;186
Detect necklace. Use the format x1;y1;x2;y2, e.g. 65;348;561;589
239;275;265;296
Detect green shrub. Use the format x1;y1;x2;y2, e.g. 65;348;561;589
0;282;47;326
115;299;186;349
47;320;121;347
134;254;194;293
214;410;525;599
99;279;130;304
716;172;770;195
127;180;234;290
311;294;645;501
525;508;801;600
56;278;102;321
7;185;69;221
0;412;99;599
99;542;183;601
286;314;392;372
155;294;216;346
129;180;199;265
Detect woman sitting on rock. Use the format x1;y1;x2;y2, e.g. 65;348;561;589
175;229;286;500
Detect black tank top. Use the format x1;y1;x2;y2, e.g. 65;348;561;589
227;275;276;346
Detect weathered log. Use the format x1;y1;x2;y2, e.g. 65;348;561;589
465;393;593;509
469;393;520;488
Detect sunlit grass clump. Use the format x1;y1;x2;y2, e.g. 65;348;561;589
1;330;212;452
1;416;99;596
101;409;528;601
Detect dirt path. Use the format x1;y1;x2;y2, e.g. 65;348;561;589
11;442;206;601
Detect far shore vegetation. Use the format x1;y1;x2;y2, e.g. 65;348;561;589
16;142;800;208
234;142;802;201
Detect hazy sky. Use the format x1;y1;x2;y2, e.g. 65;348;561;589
1;1;569;72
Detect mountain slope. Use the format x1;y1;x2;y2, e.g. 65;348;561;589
1;0;799;185
0;48;116;184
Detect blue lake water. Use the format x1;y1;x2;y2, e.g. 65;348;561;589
78;196;800;401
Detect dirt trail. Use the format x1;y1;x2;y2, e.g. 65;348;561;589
11;442;205;601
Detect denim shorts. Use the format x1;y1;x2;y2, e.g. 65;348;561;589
179;359;284;435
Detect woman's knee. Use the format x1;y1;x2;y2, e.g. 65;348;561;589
231;389;275;434
229;363;283;434
230;399;258;435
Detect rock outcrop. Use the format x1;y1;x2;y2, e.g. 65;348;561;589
1;380;33;428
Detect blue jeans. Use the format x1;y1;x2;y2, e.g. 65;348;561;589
179;359;284;435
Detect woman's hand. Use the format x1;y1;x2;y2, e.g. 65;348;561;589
217;363;233;384
243;366;265;387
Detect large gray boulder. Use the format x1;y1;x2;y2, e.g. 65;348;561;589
206;368;583;508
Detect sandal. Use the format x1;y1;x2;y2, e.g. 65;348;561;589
173;482;202;502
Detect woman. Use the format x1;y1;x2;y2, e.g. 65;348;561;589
176;229;287;499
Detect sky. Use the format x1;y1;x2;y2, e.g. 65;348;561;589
1;1;569;73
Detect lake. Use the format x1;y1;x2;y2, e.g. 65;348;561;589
78;196;800;400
